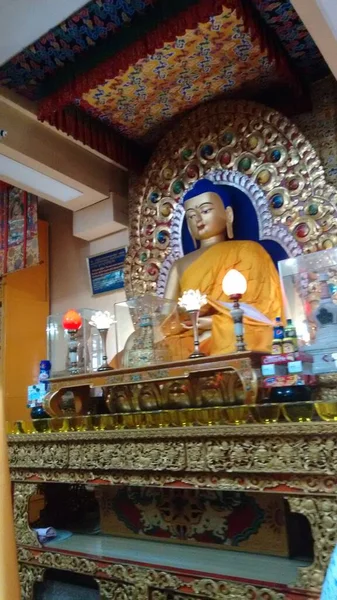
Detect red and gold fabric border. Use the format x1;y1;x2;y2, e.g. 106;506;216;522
0;182;39;276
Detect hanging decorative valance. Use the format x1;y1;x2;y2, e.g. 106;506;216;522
36;0;301;170
48;105;149;172
0;183;39;276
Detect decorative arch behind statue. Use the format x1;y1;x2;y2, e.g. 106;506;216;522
125;100;337;298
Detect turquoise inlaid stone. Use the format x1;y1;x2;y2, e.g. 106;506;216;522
157;231;168;244
238;156;252;172
149;191;160;203
182;148;193;160
271;149;281;162
200;144;214;159
308;203;318;216
271;194;284;209
172;180;184;194
222;132;233;145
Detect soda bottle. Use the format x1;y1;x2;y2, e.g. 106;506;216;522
271;317;284;355
273;317;284;340
284;319;298;351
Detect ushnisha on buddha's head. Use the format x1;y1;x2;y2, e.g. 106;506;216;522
183;182;233;245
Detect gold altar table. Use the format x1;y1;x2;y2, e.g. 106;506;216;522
9;418;337;599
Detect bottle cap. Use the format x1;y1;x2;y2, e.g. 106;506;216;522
40;360;51;370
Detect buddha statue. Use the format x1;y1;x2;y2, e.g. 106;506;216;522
164;180;284;357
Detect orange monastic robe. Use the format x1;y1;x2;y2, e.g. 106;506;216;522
170;240;284;358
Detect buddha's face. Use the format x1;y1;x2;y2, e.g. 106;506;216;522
184;191;233;241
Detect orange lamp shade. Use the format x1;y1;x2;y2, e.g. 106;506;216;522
62;309;82;331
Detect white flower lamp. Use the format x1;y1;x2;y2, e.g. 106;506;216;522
89;311;116;371
178;289;207;359
222;269;247;352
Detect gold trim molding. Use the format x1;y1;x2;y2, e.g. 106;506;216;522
97;580;140;600
9;423;337;480
288;496;337;590
9;469;337;495
19;562;45;600
12;422;337;596
13;483;40;547
18;547;316;599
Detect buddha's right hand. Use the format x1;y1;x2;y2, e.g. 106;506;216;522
182;316;212;331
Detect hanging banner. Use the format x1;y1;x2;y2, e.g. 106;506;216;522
87;247;126;295
0;183;39;276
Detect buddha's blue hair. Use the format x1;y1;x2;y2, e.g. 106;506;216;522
183;179;232;208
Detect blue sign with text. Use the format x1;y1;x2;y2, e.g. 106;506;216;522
87;247;126;295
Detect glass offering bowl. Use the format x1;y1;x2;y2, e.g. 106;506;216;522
250;404;281;424
282;402;315;423
193;407;225;426
315;402;337;421
225;406;250;425
13;420;34;434
49;418;70;433
92;414;117;430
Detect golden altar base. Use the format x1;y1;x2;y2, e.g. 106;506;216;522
9;351;336;599
9;420;337;599
44;352;262;416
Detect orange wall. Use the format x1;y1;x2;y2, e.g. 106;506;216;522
2;220;49;422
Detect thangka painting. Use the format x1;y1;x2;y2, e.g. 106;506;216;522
0;183;39;275
99;487;289;557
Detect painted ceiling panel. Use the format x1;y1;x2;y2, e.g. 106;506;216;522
80;8;280;142
0;0;156;98
0;0;330;168
251;0;329;80
0;0;89;65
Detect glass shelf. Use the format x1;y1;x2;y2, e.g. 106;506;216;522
46;533;311;587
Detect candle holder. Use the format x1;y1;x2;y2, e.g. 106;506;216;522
89;311;116;371
67;329;81;374
222;270;247;353
97;328;110;371
62;310;83;375
188;309;205;359
178;289;207;359
229;295;246;352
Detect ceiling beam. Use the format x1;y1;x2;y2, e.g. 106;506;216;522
0;93;128;211
0;87;127;170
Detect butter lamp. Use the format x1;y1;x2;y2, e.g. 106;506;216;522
178;289;207;359
89;311;116;371
222;269;247;352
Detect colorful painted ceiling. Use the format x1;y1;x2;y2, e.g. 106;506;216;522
79;7;282;142
0;0;329;170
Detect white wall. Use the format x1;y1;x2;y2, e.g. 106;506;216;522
39;201;128;359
